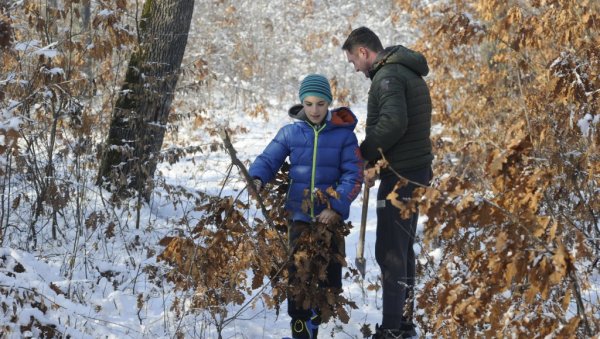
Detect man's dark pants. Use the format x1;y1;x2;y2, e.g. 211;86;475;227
376;166;432;330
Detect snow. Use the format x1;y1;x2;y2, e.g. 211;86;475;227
14;40;60;58
98;9;115;18
577;113;596;137
46;67;65;76
0;116;21;131
14;40;41;52
0;103;411;337
2;1;597;338
428;248;443;266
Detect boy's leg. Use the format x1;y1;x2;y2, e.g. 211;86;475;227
287;221;319;339
324;225;344;290
287;221;345;338
287;221;312;321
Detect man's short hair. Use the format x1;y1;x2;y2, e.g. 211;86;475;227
342;26;384;53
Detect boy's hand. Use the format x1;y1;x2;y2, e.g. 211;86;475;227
317;208;341;225
249;178;262;198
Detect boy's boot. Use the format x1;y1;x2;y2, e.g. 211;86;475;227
290;310;319;339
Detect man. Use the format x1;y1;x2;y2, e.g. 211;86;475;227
342;27;433;339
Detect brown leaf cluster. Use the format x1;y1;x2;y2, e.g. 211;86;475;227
388;0;598;337
156;167;290;323
302;185;340;213
156;164;357;325
287;220;356;323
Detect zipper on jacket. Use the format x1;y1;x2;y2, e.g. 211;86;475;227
309;123;326;219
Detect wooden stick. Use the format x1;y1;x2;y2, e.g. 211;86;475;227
220;129;286;247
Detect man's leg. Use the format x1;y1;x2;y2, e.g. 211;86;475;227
400;211;418;336
375;167;431;331
375;174;414;329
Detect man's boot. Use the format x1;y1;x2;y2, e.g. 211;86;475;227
372;323;416;339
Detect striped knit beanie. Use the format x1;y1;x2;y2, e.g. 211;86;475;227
299;74;332;103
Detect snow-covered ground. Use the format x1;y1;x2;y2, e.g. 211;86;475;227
4;1;597;338
0;105;435;338
158;105;432;338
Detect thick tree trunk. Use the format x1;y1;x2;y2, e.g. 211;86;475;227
97;0;194;198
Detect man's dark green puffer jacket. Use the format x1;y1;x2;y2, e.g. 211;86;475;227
360;45;433;173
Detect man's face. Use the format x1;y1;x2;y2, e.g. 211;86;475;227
345;47;371;78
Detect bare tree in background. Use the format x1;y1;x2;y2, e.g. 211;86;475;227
97;0;194;199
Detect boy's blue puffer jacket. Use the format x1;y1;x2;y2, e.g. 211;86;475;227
249;105;364;223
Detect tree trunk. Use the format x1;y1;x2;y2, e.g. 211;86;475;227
97;0;194;198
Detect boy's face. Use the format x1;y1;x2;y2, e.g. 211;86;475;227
302;96;329;125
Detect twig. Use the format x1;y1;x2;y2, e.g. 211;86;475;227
218;163;234;197
375;153;429;189
516;67;537;152
568;265;593;336
220;255;290;328
220;129;286;248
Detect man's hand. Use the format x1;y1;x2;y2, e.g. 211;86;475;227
317;208;341;225
364;167;378;188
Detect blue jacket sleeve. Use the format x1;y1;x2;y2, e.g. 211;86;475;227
329;132;364;219
248;127;290;184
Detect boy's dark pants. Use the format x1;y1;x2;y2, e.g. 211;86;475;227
376;166;432;329
287;220;343;320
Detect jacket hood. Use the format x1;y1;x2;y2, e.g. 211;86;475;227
369;45;429;79
288;104;306;120
288;104;357;130
329;106;358;130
